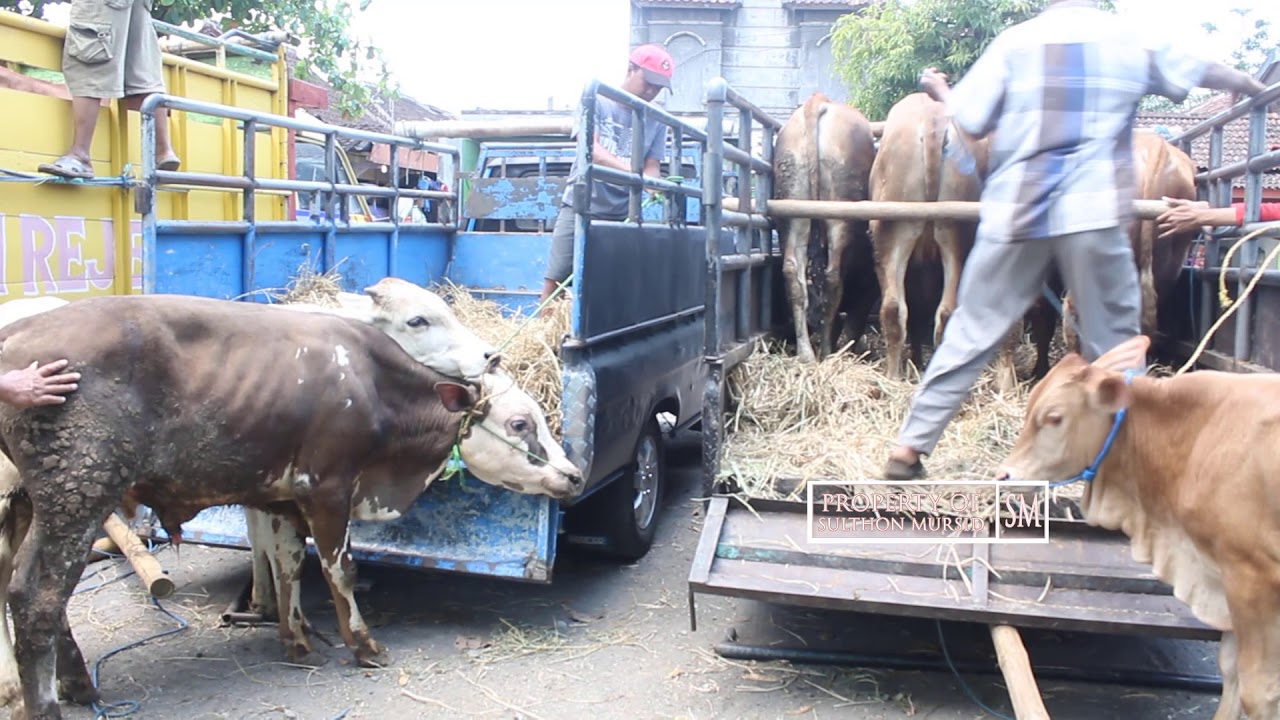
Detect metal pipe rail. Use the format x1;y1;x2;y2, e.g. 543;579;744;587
1168;80;1280;147
151;20;280;63
722;197;1179;221
396;118;576;140
1166;77;1280;365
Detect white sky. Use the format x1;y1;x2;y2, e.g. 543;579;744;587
29;0;1280;114
344;0;1280;114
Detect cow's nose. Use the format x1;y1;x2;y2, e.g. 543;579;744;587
484;351;501;371
568;472;584;489
994;469;1011;483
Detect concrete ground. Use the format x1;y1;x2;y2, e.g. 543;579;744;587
38;445;1222;720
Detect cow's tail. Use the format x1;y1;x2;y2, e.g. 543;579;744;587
924;110;945;206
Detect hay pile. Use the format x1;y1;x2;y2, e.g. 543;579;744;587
273;268;571;440
720;332;1081;519
434;281;571;438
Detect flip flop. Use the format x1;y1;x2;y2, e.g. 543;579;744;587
884;457;927;481
37;155;94;180
158;154;181;172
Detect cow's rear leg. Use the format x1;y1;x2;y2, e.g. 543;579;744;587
244;508;279;621
820;219;855;360
782;218;817;363
933;221;965;347
10;496;107;720
993;321;1023;395
262;508;325;666
875;220;918;379
296;488;386;668
0;486;32;708
1062;294;1082;355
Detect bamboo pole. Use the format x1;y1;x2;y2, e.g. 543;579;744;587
102;514;175;599
990;625;1051;720
722;197;1174;221
396;118;575;140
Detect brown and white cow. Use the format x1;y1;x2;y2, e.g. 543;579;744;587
870;92;1055;390
1062;130;1198;352
0;279;502;707
773;91;879;363
996;335;1280;720
0;294;582;720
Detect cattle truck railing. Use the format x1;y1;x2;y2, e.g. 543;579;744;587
686;77;1232;699
131;79;713;579
1166;78;1280;372
700;77;784;497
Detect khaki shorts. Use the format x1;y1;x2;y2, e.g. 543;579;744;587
61;0;166;99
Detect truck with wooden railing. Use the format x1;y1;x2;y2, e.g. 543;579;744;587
686;74;1280;714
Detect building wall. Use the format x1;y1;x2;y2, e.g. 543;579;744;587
631;1;860;120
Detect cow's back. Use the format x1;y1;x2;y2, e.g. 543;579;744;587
0;295;432;504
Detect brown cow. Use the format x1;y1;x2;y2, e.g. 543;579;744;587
996;335;1280;720
1062;130;1198;351
773;92;879;363
869;92;1029;391
0;294;582;720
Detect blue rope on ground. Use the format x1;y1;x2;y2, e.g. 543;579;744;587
90;597;189;719
935;620;1016;720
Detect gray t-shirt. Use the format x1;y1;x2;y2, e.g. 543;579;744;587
561;94;669;219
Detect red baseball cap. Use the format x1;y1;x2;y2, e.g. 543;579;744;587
630;44;674;90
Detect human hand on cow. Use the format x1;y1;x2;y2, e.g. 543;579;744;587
1156;197;1212;239
0;359;80;408
918;67;951;102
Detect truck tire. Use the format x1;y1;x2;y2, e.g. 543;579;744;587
601;417;667;561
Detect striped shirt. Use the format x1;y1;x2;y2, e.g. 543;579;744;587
947;1;1212;243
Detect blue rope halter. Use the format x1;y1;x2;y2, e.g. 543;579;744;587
1047;367;1140;489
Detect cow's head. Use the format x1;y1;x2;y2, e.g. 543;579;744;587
434;369;584;500
362;278;499;382
996;336;1150;485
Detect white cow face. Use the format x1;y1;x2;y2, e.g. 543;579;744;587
362;278;498;383
436;369;584;500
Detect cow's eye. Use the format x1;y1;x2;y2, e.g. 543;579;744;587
1044;412;1063;427
508;416;530;434
407;316;429;328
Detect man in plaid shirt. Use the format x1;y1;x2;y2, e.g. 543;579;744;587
884;0;1267;481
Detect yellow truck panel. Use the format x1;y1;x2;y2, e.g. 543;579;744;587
0;10;289;300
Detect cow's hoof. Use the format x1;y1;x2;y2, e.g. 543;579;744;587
354;643;390;668
289;648;329;668
59;675;99;706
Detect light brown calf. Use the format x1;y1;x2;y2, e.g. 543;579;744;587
997;335;1280;720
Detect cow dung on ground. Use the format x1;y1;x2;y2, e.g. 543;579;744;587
274;267;571;441
720;333;1099;518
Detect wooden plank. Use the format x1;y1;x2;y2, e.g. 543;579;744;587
692;554;1219;640
990;625;1051;720
687;496;730;633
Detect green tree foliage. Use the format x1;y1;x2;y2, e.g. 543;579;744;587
0;0;391;116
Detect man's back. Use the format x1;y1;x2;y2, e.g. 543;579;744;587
948;2;1208;243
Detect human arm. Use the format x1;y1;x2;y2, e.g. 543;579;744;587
934;36;1008;138
0;359;80;408
1199;61;1267;100
1155;198;1280;238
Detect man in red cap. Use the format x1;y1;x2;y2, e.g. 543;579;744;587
539;44;676;313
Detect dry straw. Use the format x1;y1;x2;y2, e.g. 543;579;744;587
720;332;1090;518
274;268;571;440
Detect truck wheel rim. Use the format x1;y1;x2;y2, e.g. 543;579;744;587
633;436;660;530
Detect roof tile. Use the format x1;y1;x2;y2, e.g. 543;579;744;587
1135;111;1280;189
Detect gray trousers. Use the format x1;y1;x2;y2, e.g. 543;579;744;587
897;226;1143;455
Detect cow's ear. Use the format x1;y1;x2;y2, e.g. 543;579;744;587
434;381;476;413
1089;374;1132;414
1093;336;1150;373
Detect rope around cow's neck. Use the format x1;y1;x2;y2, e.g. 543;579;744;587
437;381;557;486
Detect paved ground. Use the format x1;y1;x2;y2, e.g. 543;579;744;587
41;444;1223;720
